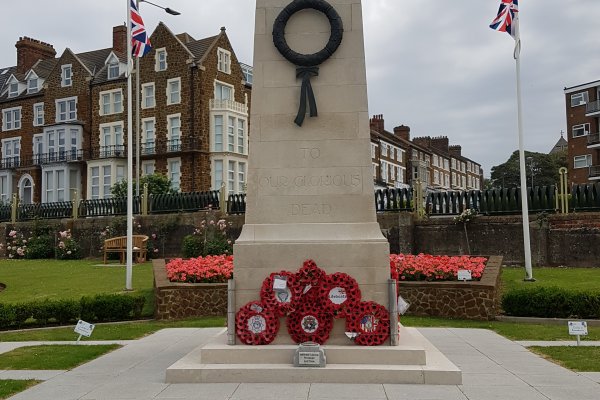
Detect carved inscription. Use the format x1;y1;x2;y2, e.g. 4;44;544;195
291;203;332;216
301;148;321;159
259;173;361;189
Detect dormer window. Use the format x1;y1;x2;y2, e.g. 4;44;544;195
155;48;167;72
217;48;231;74
8;82;19;98
108;61;119;80
27;77;39;94
61;64;72;87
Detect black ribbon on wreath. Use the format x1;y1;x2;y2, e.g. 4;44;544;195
295;67;319;126
272;0;344;127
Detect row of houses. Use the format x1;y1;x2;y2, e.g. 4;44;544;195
0;22;484;205
0;23;251;204
369;115;483;193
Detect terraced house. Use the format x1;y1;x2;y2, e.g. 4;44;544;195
0;23;251;204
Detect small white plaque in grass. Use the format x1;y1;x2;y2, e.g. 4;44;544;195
568;321;588;336
74;320;95;343
568;321;588;346
457;270;472;281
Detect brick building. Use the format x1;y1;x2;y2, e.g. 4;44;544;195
0;23;250;203
563;80;600;185
369;114;483;192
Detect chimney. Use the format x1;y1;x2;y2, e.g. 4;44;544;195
369;114;385;133
449;145;462;157
113;25;127;55
15;37;56;74
393;125;410;141
430;136;449;153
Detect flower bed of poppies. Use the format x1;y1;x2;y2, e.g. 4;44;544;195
390;253;487;282
165;255;233;283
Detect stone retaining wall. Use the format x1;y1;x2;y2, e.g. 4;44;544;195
153;259;228;320
398;255;503;320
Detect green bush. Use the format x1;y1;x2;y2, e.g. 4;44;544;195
0;295;145;329
502;286;600;319
24;234;54;259
80;294;145;323
182;234;203;258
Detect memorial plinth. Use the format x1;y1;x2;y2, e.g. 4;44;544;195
166;0;461;384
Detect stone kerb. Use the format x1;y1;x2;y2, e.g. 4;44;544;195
397;255;503;321
153;259;227;320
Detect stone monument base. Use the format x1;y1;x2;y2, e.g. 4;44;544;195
165;327;461;385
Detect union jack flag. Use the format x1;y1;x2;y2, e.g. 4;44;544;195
490;0;519;40
130;0;152;57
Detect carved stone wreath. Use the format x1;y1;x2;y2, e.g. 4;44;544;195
272;0;344;126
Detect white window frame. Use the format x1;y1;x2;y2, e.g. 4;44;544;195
167;114;181;151
2;107;22;131
61;64;72;87
571;92;589;107
2;137;21;166
574;154;592;169
141;117;156;154
8;80;19;98
141;82;155;109
107;58;120;80
99;89;123;116
0;173;12;204
99;122;124;157
155;48;167;72
238;161;246;193
217;47;231;74
213;115;224;152
214;81;233;101
55;97;77;122
371;143;377;159
572;123;590;138
166;77;181;105
141;160;155;176
33;103;44;126
167;157;181;191
27;76;39;94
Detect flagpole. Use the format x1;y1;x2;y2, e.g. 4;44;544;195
126;0;134;290
514;37;534;281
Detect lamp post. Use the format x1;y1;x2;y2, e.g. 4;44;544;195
135;0;181;197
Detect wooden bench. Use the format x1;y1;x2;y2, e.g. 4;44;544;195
103;235;149;264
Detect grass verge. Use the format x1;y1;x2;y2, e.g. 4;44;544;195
529;346;600;372
0;380;40;400
0;316;225;341
502;267;600;293
0;259;154;315
401;316;600;341
0;345;120;370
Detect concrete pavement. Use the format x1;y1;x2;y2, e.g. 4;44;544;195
1;327;598;400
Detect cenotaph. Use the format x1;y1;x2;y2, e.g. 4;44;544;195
166;0;461;384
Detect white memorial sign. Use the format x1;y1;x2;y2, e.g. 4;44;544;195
74;320;95;337
568;321;588;336
457;270;472;281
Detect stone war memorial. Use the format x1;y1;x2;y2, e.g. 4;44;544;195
167;0;461;384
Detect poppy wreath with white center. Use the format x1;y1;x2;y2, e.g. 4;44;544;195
235;301;280;345
287;302;334;345
320;272;361;318
260;271;301;317
345;301;390;346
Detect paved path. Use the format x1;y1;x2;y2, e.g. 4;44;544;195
2;328;598;400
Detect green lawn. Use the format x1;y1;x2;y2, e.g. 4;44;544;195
501;266;600;293
0;316;225;341
0;259;154;315
529;346;600;372
0;380;39;400
0;345;119;370
401;316;600;341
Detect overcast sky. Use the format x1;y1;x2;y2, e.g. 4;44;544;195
1;0;598;177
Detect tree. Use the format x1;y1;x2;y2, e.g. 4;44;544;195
490;150;567;188
110;173;177;197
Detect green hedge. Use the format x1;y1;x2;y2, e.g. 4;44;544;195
502;287;600;319
0;294;146;329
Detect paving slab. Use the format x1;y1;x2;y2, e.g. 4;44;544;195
2;327;599;400
0;370;65;380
